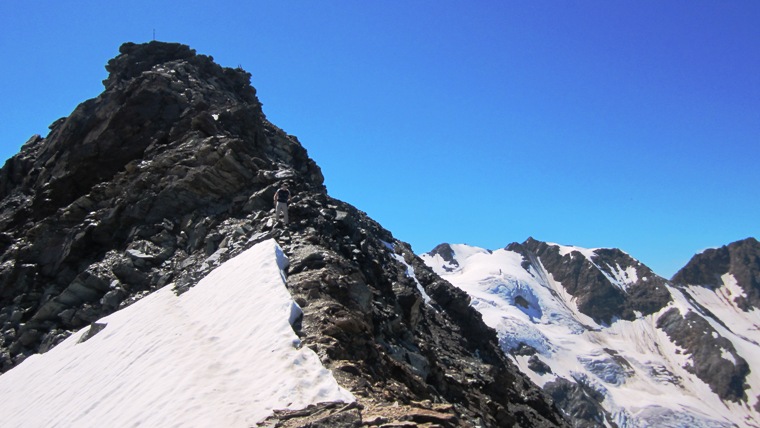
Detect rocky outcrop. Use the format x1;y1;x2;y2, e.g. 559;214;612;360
508;238;672;325
656;307;749;402
427;243;460;272
0;42;567;426
672;237;760;310
543;377;617;428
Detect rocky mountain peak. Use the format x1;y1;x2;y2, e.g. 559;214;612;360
427;243;455;260
425;243;460;273
508;238;672;325
102;41;259;105
0;41;322;226
672;237;760;310
0;42;567;426
0;40;324;358
105;42;198;86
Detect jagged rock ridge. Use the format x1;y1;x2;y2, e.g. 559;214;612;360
0;41;567;427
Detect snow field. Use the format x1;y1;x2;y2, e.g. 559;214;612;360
0;239;354;427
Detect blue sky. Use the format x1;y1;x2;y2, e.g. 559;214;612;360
1;1;758;278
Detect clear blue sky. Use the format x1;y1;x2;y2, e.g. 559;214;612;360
1;1;758;278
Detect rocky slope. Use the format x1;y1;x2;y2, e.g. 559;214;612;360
423;238;760;427
668;238;760;406
0;41;567;427
672;237;760;311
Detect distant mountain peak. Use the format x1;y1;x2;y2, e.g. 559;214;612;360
426;243;457;264
672;237;760;311
509;238;672;324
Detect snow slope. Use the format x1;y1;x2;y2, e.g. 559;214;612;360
0;239;354;427
422;243;760;428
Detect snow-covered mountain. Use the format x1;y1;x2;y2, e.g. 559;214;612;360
0;239;354;427
422;238;760;427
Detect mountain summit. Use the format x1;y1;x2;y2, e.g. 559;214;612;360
0;42;566;426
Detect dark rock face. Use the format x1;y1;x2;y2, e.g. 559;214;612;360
656;307;749;402
672;237;760;310
427;243;459;272
509;238;672;325
0;42;567;426
543;377;617;428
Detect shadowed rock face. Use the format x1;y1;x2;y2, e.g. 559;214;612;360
656;307;749;402
542;377;615;428
0;41;567;427
672;237;760;311
427;243;460;272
